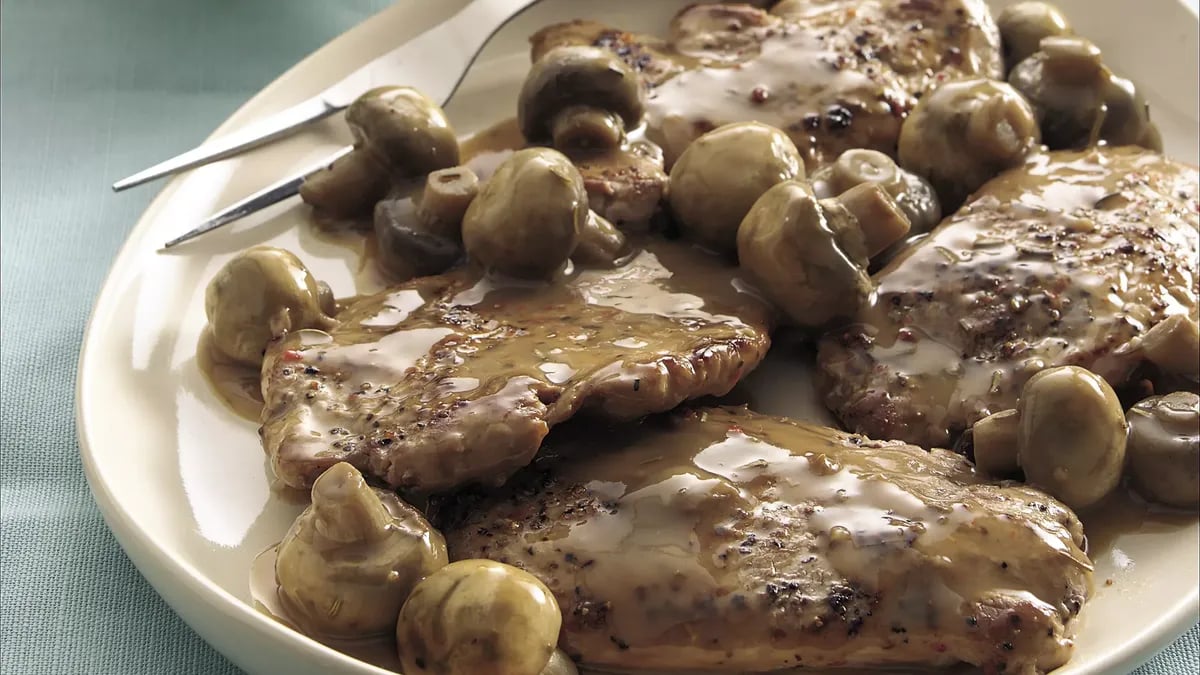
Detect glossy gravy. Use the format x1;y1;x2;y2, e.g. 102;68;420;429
197;121;532;423
823;147;1200;447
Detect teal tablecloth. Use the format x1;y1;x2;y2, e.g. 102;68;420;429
0;0;1196;672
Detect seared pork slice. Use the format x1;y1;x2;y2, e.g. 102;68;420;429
532;1;1002;168
440;407;1092;674
818;147;1200;448
571;142;668;232
259;239;772;492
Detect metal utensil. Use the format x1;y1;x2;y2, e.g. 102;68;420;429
117;0;540;192
159;146;354;251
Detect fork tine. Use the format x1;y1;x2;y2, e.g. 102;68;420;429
159;145;355;251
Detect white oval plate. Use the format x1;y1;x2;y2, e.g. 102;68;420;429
78;1;1199;673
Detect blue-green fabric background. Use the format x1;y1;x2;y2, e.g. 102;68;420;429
0;0;1195;672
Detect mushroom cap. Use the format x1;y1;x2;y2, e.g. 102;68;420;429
1126;391;1200;508
736;180;871;327
669;121;804;255
898;77;1040;209
204;246;334;366
1016;366;1127;510
275;462;448;639
346;86;460;176
996;1;1073;72
462;147;586;279
396;559;562;675
518;46;646;143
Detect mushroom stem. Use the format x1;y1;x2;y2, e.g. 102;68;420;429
972;409;1021;477
1139;315;1200;380
551;106;625;151
826;183;912;257
573;211;628;267
310;463;393;546
299;149;392;220
416;166;480;240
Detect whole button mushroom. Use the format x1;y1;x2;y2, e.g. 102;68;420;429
300;86;460;219
898;78;1041;210
972;366;1127;510
204;247;336;366
995;1;1073;72
737;180;909;328
373;166;480;281
396;559;562;675
1009;36;1162;151
1126;392;1200;509
275;462;449;639
518;46;646;152
462;148;587;279
810;148;942;236
669;122;804;256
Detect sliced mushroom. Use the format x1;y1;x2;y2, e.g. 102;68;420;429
736;180;873;328
204;247;336;366
462;148;586;279
669;122;804;256
396;559;562;675
275;462;448;639
1126;392;1200;509
519;46;646;152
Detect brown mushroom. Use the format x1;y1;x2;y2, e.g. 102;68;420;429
1126;391;1200;509
898;78;1041;209
736;180;876;327
971;366;1127;510
301;87;460;218
518;46;645;152
275;462;448;639
461;148;587;279
669;122;804;256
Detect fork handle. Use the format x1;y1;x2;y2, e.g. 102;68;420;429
112;97;339;192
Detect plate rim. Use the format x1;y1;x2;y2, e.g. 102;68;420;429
75;1;1200;673
74;1;432;672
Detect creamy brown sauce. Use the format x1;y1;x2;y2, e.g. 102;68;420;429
260;236;773;492
824;147;1199;447
1078;485;1198;559
223;133;1200;675
636;0;1001;168
208;4;1200;668
443;408;1090;672
196;328;264;422
197;121;533;422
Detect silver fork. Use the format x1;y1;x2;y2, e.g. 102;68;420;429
131;0;542;249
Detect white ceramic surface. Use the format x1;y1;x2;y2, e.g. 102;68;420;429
77;1;1200;674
